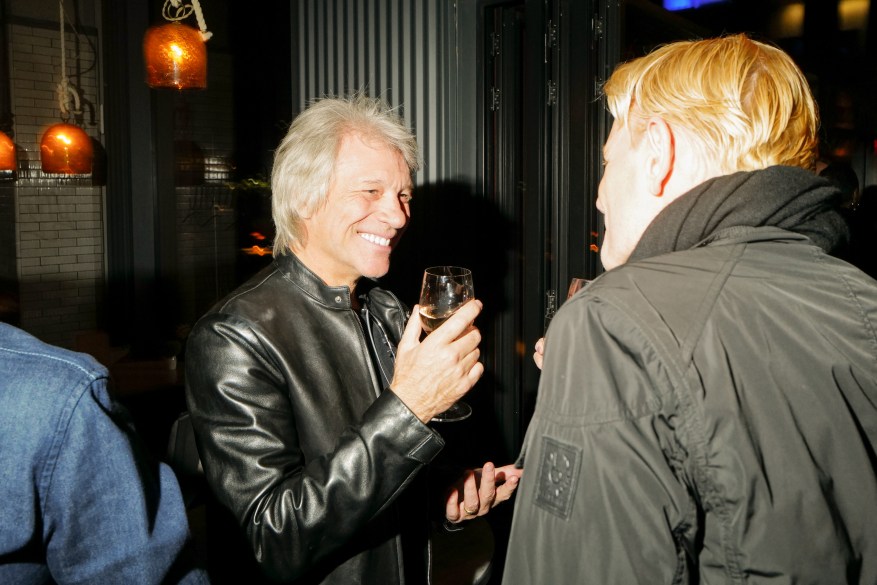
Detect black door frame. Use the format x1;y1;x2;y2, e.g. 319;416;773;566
476;0;615;460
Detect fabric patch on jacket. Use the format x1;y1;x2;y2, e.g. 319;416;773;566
535;436;581;519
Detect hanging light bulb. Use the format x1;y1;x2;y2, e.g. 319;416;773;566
0;131;15;173
143;0;212;90
40;0;93;175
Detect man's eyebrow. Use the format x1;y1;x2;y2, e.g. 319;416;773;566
353;178;384;188
355;177;413;189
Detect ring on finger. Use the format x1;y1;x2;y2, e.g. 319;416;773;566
464;505;478;515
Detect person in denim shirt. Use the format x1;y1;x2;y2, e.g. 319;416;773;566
0;322;208;584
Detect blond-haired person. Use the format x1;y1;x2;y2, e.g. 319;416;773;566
504;34;877;584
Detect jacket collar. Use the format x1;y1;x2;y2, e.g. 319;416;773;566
273;252;377;310
629;165;849;264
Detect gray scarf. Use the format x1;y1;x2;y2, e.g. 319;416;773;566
629;165;849;263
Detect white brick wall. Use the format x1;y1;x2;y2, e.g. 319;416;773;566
13;183;104;346
5;20;104;348
4;17;244;348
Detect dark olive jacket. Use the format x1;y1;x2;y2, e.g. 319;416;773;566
504;167;877;584
185;252;444;584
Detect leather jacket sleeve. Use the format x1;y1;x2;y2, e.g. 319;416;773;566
184;313;444;582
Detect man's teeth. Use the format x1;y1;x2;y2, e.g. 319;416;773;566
361;233;391;246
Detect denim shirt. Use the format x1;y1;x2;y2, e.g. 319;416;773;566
0;323;208;584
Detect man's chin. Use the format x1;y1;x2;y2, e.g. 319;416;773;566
360;260;392;280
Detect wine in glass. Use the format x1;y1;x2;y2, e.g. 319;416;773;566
419;266;475;422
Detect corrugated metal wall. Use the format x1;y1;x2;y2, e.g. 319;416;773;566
295;0;456;185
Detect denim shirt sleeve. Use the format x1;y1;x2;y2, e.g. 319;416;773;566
36;373;209;584
0;321;208;585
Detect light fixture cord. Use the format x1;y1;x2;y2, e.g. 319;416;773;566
57;0;81;122
163;0;213;42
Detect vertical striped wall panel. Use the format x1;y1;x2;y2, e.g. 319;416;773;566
295;0;456;184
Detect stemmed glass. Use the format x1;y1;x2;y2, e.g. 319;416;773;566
566;277;592;300
545;277;592;331
419;266;475;422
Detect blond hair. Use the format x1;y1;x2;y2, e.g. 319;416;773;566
602;34;819;172
271;93;421;256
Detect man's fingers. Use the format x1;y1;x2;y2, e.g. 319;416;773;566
533;337;545;369
494;475;521;503
427;299;482;342
467;360;484;384
492;464;523;504
478;463;497;512
399;304;424;346
445;487;462;522
461;470;481;516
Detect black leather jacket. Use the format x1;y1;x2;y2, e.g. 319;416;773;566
185;253;445;584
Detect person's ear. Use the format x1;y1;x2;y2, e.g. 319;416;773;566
644;117;674;197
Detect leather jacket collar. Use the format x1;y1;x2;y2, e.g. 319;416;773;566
274;252;379;310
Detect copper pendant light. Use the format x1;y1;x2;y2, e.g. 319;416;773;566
39;0;94;175
143;1;212;90
0;131;15;172
40;123;93;174
143;22;207;89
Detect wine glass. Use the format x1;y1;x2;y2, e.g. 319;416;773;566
545;277;592;330
419;266;475;422
566;277;592;300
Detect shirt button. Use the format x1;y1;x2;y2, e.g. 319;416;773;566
335;295;342;303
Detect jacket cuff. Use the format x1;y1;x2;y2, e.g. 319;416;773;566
365;390;445;464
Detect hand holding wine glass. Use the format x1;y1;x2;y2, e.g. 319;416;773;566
419;266;475;422
389;275;482;425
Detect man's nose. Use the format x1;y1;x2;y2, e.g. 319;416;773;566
379;194;409;229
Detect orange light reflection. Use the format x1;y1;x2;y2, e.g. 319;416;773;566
242;245;272;256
